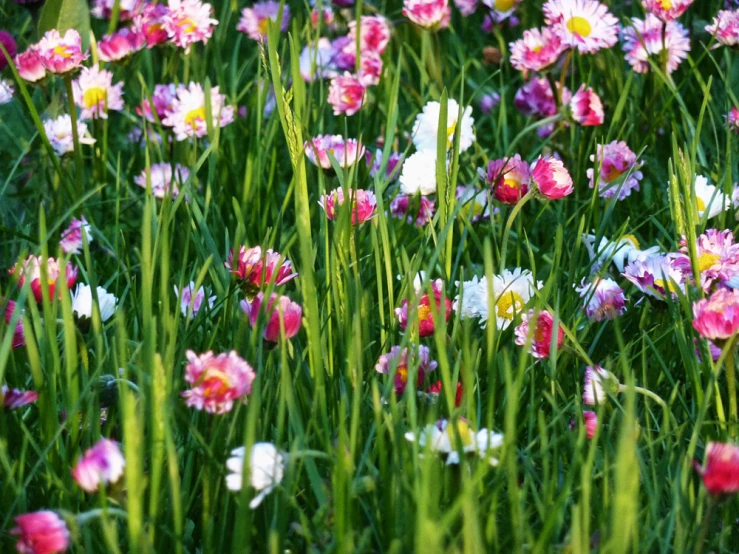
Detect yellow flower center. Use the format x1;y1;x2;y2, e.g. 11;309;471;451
177;18;197;33
149;23;163;33
461;201;485;220
659;0;673;9
566;16;592;38
198;367;232;398
698;252;721;273
654;278;679;294
185;107;206;128
503;178;521;190
418;303;432;322
532;45;543;54
447;420;474;447
53;45;72;58
397;365;408;385
446;122;457;148
622;234;640;250
258;18;270;36
696;197;706;212
495;0;515;10
496;291;525;321
83;87;107;109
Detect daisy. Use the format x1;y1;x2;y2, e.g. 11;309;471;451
72;66;124;120
348;15;392;54
484;154;531;204
575;277;627;321
491;268;542;330
71;284;118;322
0;30;17;70
481;0;523;22
375;345;438;395
727;107;739;133
509;27;566;72
60;216;92;254
98;28;145;62
412;98;475;153
237;1;290;41
455;185;495;223
582;233;659;273
174;281;216;318
399;150;442;196
621;15;690;74
161;82;235;141
513;77;569;119
357;50;383;87
366;149;404;181
36;29;87;74
226;443;285;508
514;309;564;360
568;85;604;126
587;141;643;200
405;418;504;465
642;0;693;21
3;300;25;349
531;157;574;199
674;229;739;292
304;135;365;169
570;411;598;439
134;163;190;198
582;365;619;405
699;442;739;495
14;49;46;83
402;0;451;30
91;0;144;20
9;255;78;303
0;79;13;105
2;385;38;409
181;350;256;414
453;274;490;322
136;83;178;123
241;293;302;342
395;278;452;337
692;175;730;220
623;252;686;299
706;10;739;47
72;439;125;492
163;0;218;53
133;3;171;47
692;289;739;342
454;0;478;16
225;246;297;294
327;73;366;116
390;194;435;226
11;512;70;554
298;38;338;82
42;114;96;157
542;0;619;54
319;188;377;224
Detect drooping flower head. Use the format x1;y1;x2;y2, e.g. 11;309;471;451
60;217;92;255
181;350;256;414
405;418;504;465
14;49;46;83
543;0;619;54
582;365;619;405
568;85;604;126
587;140;643;200
514;309;565;359
327;73;366;116
72;438;126;492
575;277;627;321
161;82;234;140
583;233;658;273
642;0;693;21
706;10;739;47
621;15;690;74
71;285;118;322
412;98;475;153
531;157;574;199
11;511;70;554
485;154;531;204
570;410;598;439
163;0;219;52
348;16;392;54
509;27;566;72
9;256;78;303
240;293;302;342
304;135;365;169
36;29;87;74
237;1;290;41
91;0;144;20
134;163;190;199
375;345;438;395
72;66;125;120
395;279;453;337
133;3;171;47
98;28;145;62
174;282;216;318
692;288;739;342
699;442;739;495
390;194;436;226
225;246;298;294
402;0;451;30
226;443;286;508
319;188;377;224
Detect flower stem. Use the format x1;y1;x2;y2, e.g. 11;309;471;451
63;76;84;199
726;342;737;438
499;189;535;271
693;496;717;554
76;507;128;525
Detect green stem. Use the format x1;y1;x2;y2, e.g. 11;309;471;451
63;76;84;199
499;189;535;271
726;343;737;438
693;496;717;554
76;507;128;525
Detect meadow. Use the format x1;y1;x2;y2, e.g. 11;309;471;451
1;0;739;551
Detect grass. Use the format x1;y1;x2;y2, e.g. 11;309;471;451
1;0;739;552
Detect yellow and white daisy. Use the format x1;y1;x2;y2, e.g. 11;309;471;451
411;98;475;154
161;82;235;141
72;66;124;120
543;0;619;54
491;268;542;330
694;175;730;220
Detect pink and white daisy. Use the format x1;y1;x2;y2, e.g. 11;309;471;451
642;0;693;22
327;73;366;116
484;154;531;205
623;252;686;299
72;66;124;120
60;216;92;255
134;162;190;198
237;1;290;41
357;50;383;86
481;0;523;22
514;309;565;360
569;410;598;439
348;15;392;54
531;157;574;200
692;288;739;342
42;114;96;157
98;28;145;62
133;3;171;47
305;135;365;169
390;195;436;226
319;188;377;224
568;85;604;126
587;140;643;200
621;15;690;74
14;49;46;83
161;82;235;140
375;345;437;395
136;83;178;123
72;438;125;492
11;511;70;554
174;281;216;318
9;255;78;303
583;364;619;405
706;9;739;47
543;0;618;54
402;0;451;30
366;149;404;181
36;29;87;74
395;279;452;337
91;0;144;20
575;277;627;321
163;0;218;53
240;292;302;342
674;229;739;292
2;385;38;409
225;246;298;292
509;27;566;72
727;107;739;133
182;350;256;414
3;300;25;349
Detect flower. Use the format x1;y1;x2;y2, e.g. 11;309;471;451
642;0;693;21
399;151;443;196
240;293;302;342
4;300;25;349
692;175;730;220
98;28;145;62
375;345;437;394
491;268;542;329
134;163;190;198
60;217;92;254
181;350;256;414
543;0;618;54
136;83;177;122
11;511;70;554
133;3;171;47
582;233;658;273
356;50;383;86
319;188;377;224
225;246;297;291
425;380;463;406
674;229;739;292
163;0;219;53
237;1;290;41
72;439;125;492
513;77;569;120
174;282;216;318
454;0;478;16
43;115;96;157
304;135;365;169
366;149;404;181
531;157;574;199
9;256;78;303
621;15;690;74
404;419;504;465
484;154;531;204
348;15;392;54
575;277;627;321
14;49;46;82
0;30;18;70
727;107;739;133
390;194;435;226
509;27;566;72
692;288;739;342
72;66;124;120
587;141;643;200
161;82;235;141
311;6;335;30
402;0;451;30
91;0;143;20
395;279;452;337
570;411;598;439
2;385;38;409
514;309;565;359
71;284;118;322
568;85;604;126
226;443;285;508
623;252;686;298
455;185;495;223
480;0;523;21
453;275;490;322
706;10;739;47
36;29;87;74
479;93;501;114
412;98;475;153
298;38;338;82
0;79;14;104
699;442;739;495
327;73;366;116
583;365;619;405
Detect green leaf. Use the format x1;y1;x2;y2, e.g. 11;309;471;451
38;0;91;50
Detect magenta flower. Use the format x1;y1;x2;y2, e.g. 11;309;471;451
14;49;46;83
319;188;377;224
642;0;693;21
514;309;564;360
348;15;392;54
395;279;452;337
568;85;604;126
136;83;177;123
366;149;404;181
181;350;256;414
237;1;290;41
621;15;690;74
98;28;145;62
163;0;219;53
485;154;531;205
531;157;574;200
9;256;78;304
575;277;627;321
692;288;739;342
241;292;302;342
570;410;598;439
36;29;87;74
699;442;739;495
513;76;570;120
174;281;216;318
587;140;643;200
327;73;366;116
0;30;18;70
623;253;686;299
72;438;125;492
11;511;70;554
390;195;435;227
59;216;92;255
509;27;566;72
706;10;739;47
727;107;739;133
375;345;437;395
674;229;739;292
2;385;37;409
225;246;298;292
357;50;383;87
305;135;365;169
133;3;171;47
4;299;25;349
402;0;451;30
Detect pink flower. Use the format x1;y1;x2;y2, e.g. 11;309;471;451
98;28;145;62
513;76;570;119
568;85;604;126
485;154;531;205
587;140;643;200
305;135;365;169
327;73;366;116
692;288;739;342
575;277;627;321
570;411;598;439
72;438;125;492
134;162;190;199
543;0;619;54
426;379;463;406
699;442;739;495
357;50;383;86
225;246;298;292
4;299;25;349
479;92;500;114
136;83;177;122
642;0;693;21
390;195;435;226
9;256;78;303
509;27;566;72
311;7;335;30
91;0;144;20
36;29;87;74
621;15;690;74
395;279;452;337
375;345;437;395
531;157;574;199
402;0;451;30
15;49;46;83
174;281;215;318
582;365;618;405
348;15;392;54
454;0;478;16
11;511;70;554
2;385;38;409
0;30;18;70
72;66;125;120
706;10;739;47
163;0;219;53
236;1;290;41
727;107;739;133
514;309;564;359
240;292;302;342
366;149;404;181
133;3;171;47
623;253;686;299
60;216;92;255
674;229;739;292
181;350;256;414
319;188;377;224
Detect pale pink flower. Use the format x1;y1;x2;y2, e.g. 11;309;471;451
402;0;451;30
60;216;92;254
72;66;124;120
2;385;38;409
305;135;365;169
91;0;144;20
237;1;290;41
575;277;627;321
348;15;392;54
642;0;693;21
134;162;190;199
568;85;604;126
174;281;215;318
623;252;686;299
136;83;177;123
621;15;690;74
43;114;96;157
357;50;383;86
509;27;566;72
4;299;25;349
543;0;618;54
514;309;565;359
375;345;437;395
241;293;302;342
700;442;739;495
161;82;234;140
225;246;298;290
390;195;435;226
327;73;366;116
479;93;500;114
163;0;218;53
531;157;574;199
319;188;377;224
98;28;145;62
9;256;78;303
706;10;739;47
181;350;256;414
485;154;531;205
36;29;87;74
454;0;478;15
570;410;598;439
133;3;171;47
587;140;643;200
72;438;125;492
692;288;739;341
11;511;70;554
14;49;46;82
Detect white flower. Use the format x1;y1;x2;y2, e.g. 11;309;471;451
0;79;14;105
491;268;542;330
399;150;443;196
226;442;285;509
396;271;428;295
43;115;96;157
693;175;730;220
405;419;504;465
583;365;619;406
453;275;489;322
412;99;475;153
582;233;659;273
174;281;216;318
71;284;118;322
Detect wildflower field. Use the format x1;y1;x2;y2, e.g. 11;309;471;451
2;0;739;551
